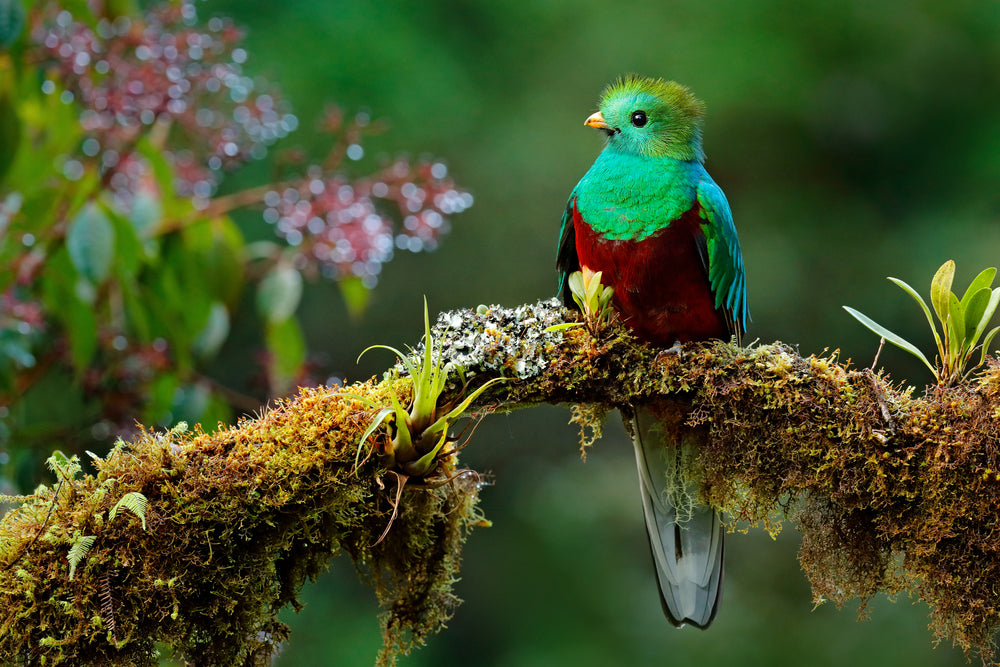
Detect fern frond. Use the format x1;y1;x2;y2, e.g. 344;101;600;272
110;491;149;530
68;535;96;580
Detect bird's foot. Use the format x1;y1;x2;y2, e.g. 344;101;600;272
655;341;684;361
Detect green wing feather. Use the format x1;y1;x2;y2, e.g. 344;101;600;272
556;189;580;304
696;179;749;336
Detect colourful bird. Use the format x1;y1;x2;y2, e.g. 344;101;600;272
556;76;748;628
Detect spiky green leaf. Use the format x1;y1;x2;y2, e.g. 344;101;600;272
843;306;936;375
356;406;394;470
423;377;506;436
407;430;449;476
980;326;1000;367
888;277;943;356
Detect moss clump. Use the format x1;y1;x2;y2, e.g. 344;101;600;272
0;380;485;666
654;344;1000;663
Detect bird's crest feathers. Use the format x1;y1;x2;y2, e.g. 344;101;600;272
597;75;706;162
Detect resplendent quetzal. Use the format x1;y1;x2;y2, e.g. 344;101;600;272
556;76;748;628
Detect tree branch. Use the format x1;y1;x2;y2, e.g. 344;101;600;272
2;298;1000;665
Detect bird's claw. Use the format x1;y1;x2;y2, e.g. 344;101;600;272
655;341;684;361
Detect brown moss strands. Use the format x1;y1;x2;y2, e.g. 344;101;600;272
2;299;1000;664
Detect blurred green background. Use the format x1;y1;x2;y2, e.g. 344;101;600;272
202;0;1000;664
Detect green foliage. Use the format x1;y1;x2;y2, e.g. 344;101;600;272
67;535;95;581
845;260;1000;385
0;378;486;665
109;491;148;531
548;270;616;334
570;270;614;322
356;299;504;477
256;262;303;324
66;202;115;285
0;0;470;480
0;0;25;48
46;450;81;483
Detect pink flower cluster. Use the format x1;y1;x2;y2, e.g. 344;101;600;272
263;158;473;286
33;1;296;203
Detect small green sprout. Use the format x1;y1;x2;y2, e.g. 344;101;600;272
571;269;615;327
548;269;616;333
354;298;504;477
845;260;1000;385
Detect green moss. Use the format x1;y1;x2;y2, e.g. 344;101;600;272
4;300;1000;665
0;379;485;666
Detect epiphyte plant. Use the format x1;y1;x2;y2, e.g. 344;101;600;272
353;299;504;477
845;260;1000;385
547;269;615;334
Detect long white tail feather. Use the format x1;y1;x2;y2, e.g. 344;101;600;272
629;408;724;628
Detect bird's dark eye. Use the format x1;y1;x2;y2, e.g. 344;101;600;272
630;110;648;127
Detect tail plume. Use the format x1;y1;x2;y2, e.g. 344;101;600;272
628;407;724;629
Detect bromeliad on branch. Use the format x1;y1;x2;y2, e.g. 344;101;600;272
353;299;504;478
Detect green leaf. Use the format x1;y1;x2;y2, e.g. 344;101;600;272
586;270;603;305
973;288;1000;350
930;260;955;330
145;373;179;425
40;248;97;370
946;291;965;360
0;89;21;186
192;301;230;360
960;267;997;310
567;272;586;311
256;264;302;324
134;136;182;215
980;326;1000;367
843;306;936;375
203;217;245;304
411;297;440;420
171;383;211;424
65;294;97;371
265;316;305;393
66;202;115;284
67;535;96;581
338;277;371;321
424;377;505;436
544;322;585;332
963;287;991;343
56;0;97;29
109;491;148;530
888;277;943;357
46;450;80;479
107;207;144;281
0;0;26;48
356;406;393;470
128;189;163;239
408;430;449;476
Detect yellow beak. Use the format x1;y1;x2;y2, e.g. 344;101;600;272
584;111;611;130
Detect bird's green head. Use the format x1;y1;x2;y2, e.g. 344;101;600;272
586;75;706;162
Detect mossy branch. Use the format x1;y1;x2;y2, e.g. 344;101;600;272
3;298;1000;665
